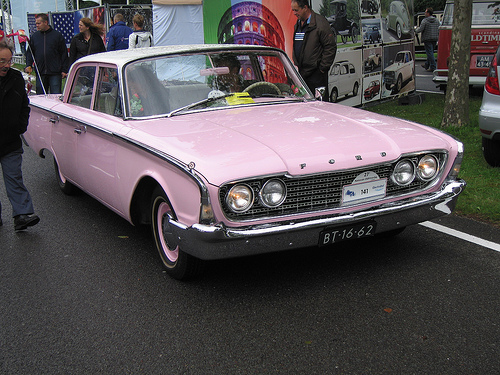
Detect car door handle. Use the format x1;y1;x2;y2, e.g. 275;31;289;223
74;125;87;135
49;116;59;124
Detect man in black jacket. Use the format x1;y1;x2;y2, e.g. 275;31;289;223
0;41;40;230
25;13;69;94
292;0;336;101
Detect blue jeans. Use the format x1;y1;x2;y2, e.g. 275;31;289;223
424;41;437;71
0;148;35;218
36;74;62;95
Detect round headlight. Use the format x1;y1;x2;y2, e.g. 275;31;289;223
260;179;287;207
417;155;438;180
226;184;254;213
392;159;415;186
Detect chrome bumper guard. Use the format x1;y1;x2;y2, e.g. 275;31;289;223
172;179;466;260
433;71;486;86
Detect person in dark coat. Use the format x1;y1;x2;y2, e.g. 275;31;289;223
291;0;337;101
415;8;440;72
0;41;40;230
69;17;106;66
25;13;69;94
106;13;133;51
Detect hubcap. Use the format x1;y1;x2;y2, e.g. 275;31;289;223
157;201;179;263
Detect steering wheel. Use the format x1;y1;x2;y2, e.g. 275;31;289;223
243;81;281;96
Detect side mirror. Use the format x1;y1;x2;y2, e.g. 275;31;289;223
315;87;326;101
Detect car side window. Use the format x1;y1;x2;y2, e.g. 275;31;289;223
69;66;96;109
95;67;121;116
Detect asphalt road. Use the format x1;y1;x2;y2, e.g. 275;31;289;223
415;61;441;93
1;134;499;374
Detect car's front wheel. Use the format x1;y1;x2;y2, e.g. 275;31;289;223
330;88;338;103
392;74;403;94
396;23;402;39
482;137;500;167
151;187;202;280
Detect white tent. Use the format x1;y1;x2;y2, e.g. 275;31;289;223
152;0;204;46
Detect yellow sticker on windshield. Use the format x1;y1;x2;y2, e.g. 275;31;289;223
225;92;255;105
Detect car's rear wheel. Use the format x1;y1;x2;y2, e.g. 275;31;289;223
151;187;202;280
53;158;77;195
482;137;500;167
396;23;402;39
351;27;358;43
352;82;359;97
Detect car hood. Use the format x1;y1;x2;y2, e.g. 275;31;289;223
128;101;454;186
385;62;409;72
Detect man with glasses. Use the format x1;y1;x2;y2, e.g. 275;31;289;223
25;13;69;94
0;41;40;230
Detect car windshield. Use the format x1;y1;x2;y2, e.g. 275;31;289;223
395;53;405;63
124;50;311;118
443;2;500;26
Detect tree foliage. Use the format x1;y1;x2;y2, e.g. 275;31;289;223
413;0;447;13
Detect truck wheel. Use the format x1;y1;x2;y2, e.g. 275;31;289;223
151;187;203;280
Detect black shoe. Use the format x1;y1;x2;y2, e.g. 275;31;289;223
0;217;3;226
14;214;40;231
421;64;428;69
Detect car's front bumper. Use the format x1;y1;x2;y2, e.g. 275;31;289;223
171;179;466;260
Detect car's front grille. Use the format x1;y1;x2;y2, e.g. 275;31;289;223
219;153;447;221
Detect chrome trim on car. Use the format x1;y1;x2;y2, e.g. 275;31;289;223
219;150;449;222
433;71;487;86
28;102;213;221
168;179;466;260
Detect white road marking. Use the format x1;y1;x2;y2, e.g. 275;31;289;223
420;221;500;252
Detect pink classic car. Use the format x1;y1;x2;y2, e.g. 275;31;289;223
24;45;466;279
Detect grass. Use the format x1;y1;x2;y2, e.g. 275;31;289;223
366;92;500;227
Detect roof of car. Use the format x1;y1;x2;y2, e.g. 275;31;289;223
76;44;280;67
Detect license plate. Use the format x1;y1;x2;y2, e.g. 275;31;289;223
476;55;493;68
319;221;377;246
341;178;387;205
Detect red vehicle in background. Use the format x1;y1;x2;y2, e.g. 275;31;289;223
433;0;500;90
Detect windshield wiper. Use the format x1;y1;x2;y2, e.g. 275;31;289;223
167;93;234;117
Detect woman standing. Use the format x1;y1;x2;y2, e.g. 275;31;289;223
69;18;106;66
